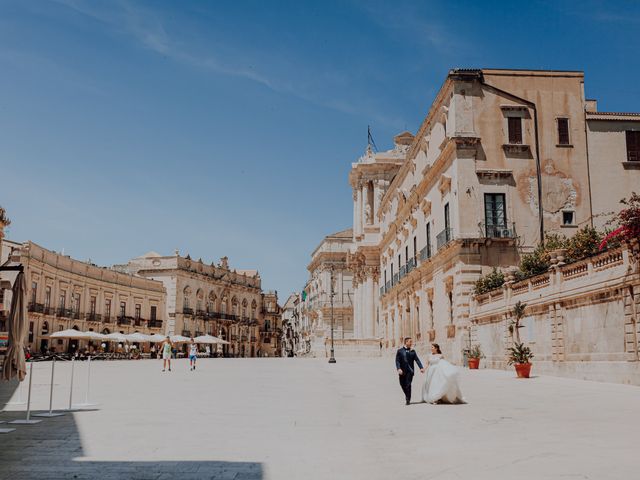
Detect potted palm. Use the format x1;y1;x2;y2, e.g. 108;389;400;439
466;344;485;369
507;342;534;378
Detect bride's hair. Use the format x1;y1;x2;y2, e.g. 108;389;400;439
432;343;442;354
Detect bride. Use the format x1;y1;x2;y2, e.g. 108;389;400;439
421;343;465;404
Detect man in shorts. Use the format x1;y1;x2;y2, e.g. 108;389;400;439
189;338;198;371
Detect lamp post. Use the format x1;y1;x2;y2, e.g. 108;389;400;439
328;268;336;364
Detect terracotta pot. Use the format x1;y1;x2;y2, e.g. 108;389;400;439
468;358;480;369
514;363;532;378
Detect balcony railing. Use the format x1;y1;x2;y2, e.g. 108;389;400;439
419;245;431;262
392;273;399;285
380;286;385;296
148;320;163;328
117;316;131;325
134;318;143;327
196;310;207;318
436;228;453;250
182;330;192;337
103;316;113;324
485;223;516;239
407;257;416;273
28;303;44;313
85;313;101;322
182;307;194;315
195;331;204;337
399;265;407;279
57;308;72;318
385;281;391;292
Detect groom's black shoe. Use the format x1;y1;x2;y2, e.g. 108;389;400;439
405;399;410;406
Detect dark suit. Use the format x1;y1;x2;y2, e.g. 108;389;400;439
395;347;424;403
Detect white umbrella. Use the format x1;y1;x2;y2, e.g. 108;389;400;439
105;332;128;342
149;333;168;343
169;335;191;343
126;332;152;342
85;331;108;340
49;329;94;340
194;334;229;345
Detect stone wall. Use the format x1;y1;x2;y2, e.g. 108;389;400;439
470;243;640;385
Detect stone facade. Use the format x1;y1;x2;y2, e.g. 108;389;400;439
300;229;354;357
470;243;640;385
5;242;166;353
121;251;276;357
343;68;640;367
260;291;282;357
281;293;302;356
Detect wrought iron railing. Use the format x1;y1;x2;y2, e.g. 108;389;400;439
436;228;452;250
419;245;431;262
484;223;516;239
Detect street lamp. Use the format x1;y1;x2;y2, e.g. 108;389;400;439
328;268;336;364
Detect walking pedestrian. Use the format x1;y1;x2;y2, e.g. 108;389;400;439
161;336;173;372
189;338;198;371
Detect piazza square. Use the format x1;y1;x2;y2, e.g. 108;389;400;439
2;2;640;479
1;357;639;480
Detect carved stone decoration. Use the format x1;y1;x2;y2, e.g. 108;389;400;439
420;199;432;217
438;175;452;196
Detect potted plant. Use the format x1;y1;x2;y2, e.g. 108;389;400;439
507;342;534;378
466;344;485;369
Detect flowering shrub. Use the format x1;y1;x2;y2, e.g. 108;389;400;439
600;192;640;249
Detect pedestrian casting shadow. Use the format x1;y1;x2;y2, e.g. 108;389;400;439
0;396;263;480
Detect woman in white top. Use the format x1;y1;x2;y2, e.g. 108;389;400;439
189;338;198;371
422;343;465;404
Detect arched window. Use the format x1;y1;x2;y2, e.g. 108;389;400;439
183;286;192;310
221;296;227;315
251;300;257;320
231;297;238;317
208;292;217;313
242;299;248;320
196;289;204;313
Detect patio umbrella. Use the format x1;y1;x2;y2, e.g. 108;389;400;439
49;329;95;340
104;332;128;343
1;272;28;382
169;335;191;343
148;333;168;343
126;332;153;342
194;334;229;345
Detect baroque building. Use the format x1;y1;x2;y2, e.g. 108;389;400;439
121;251;275;357
300;229;354;356
346;68;640;362
4;241;166;353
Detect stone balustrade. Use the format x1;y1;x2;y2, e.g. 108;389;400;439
470;242;640;385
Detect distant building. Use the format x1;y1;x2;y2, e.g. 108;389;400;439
4;241;166;353
300;228;354;356
119;251;274;357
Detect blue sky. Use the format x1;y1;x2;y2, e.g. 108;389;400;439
1;0;639;295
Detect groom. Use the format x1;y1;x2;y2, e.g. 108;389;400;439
395;337;425;405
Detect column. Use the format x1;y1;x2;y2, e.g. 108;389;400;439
362;182;369;227
355;187;363;236
352;190;358;239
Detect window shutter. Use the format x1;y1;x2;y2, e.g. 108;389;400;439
558;118;569;145
508;117;522;144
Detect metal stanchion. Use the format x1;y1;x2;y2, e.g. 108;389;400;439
72;356;98;408
34;358;65;418
9;362;42;425
67;357;75;411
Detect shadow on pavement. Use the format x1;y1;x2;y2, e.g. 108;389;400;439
1;380;263;480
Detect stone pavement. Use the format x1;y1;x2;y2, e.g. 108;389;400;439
1;357;638;480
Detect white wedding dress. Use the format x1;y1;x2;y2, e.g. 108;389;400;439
421;354;464;404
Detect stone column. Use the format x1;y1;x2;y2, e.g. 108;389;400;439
362;182;369;227
355;187;363;236
352;190;358;238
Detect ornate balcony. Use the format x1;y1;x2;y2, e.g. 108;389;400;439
182;307;194;316
148;320;163;329
436;228;453;250
85;313;101;322
485;223;516;239
117;316;131;326
28;302;44;313
57;308;72;318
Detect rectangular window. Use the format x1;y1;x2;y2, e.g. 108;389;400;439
90;296;96;315
150;305;157;321
44;286;51;309
413;236;417;263
59;291;66;309
405;246;408;265
557;118;570;145
426;222;432;258
105;299;111;318
120;301;126;318
135;304;141;320
391;264;394;284
563;211;575;225
508;117;523;144
73;293;81;314
31;282;37;304
484;193;507;237
627;131;640;162
444;203;451;241
28;321;34;343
